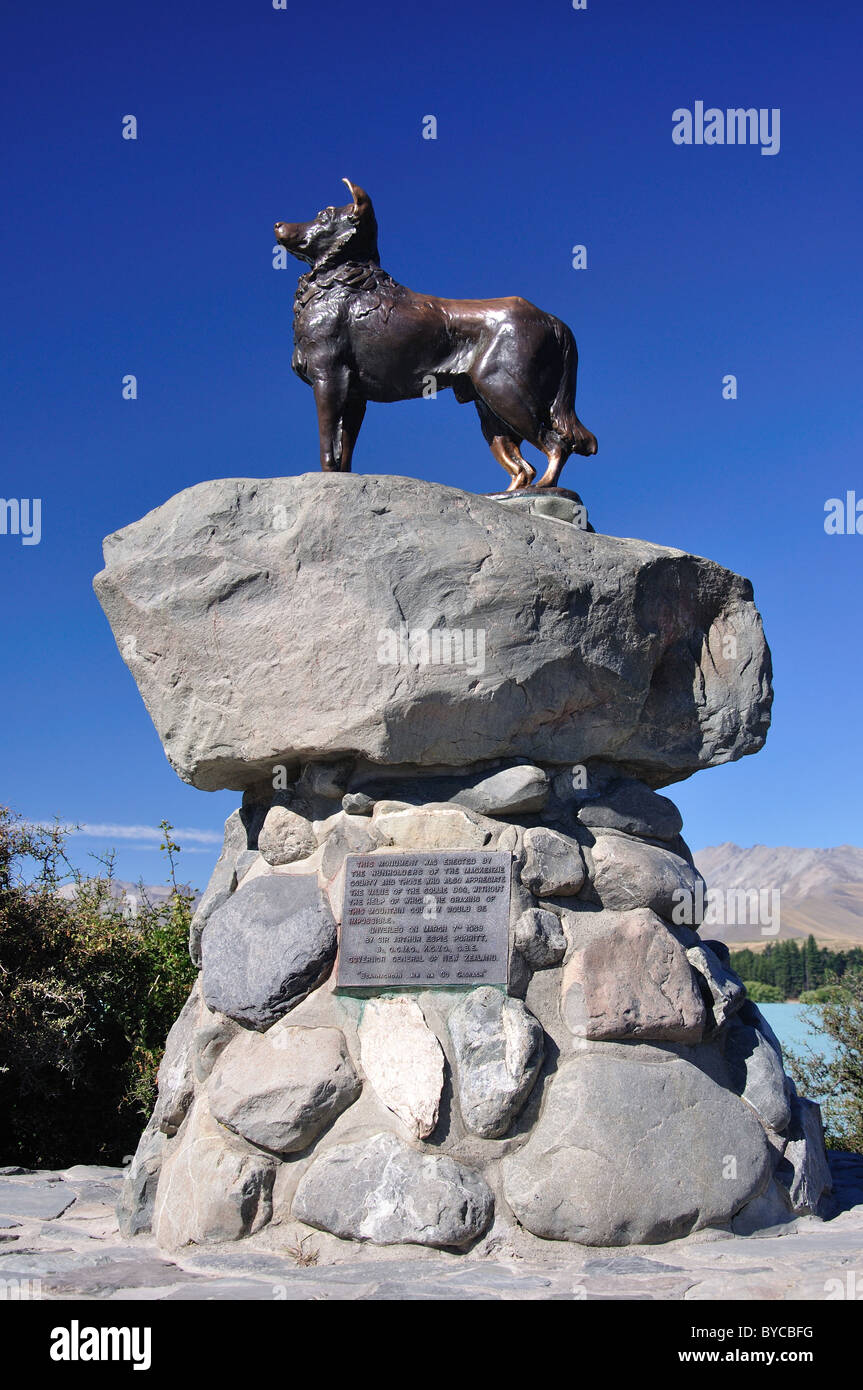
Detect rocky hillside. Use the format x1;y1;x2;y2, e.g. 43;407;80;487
693;844;863;947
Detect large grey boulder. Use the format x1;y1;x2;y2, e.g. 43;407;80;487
200;875;337;1030
208;1025;361;1154
292;1133;494;1248
447;988;544;1138
93;474;772;791
502;1049;772;1244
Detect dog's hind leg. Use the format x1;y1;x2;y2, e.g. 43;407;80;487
535;442;571;489
475;399;535;492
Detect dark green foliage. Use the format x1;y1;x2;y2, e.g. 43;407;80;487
0;808;197;1168
741;979;785;1004
730;936;863;1001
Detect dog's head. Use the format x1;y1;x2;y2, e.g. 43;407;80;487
275;180;379;269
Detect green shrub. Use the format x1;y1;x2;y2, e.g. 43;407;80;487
741;979;786;1003
0;808;197;1168
786;968;863;1152
799;985;847;1005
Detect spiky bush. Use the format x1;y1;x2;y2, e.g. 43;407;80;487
0;809;197;1167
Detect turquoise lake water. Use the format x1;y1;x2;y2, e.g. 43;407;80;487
758;1002;836;1061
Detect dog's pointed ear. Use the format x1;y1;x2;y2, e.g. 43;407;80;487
342;178;373;218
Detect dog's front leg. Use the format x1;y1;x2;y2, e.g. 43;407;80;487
313;378;359;473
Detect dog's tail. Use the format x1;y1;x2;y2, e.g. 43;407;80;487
550;319;598;457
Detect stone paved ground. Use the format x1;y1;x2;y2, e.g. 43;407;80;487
1;1153;861;1301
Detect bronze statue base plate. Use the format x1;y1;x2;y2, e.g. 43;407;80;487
484;486;593;532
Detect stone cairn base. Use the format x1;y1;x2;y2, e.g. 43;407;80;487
97;473;829;1255
119;760;831;1252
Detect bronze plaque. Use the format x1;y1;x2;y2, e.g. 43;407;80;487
337;850;511;988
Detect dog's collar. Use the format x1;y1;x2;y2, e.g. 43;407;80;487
294;260;393;310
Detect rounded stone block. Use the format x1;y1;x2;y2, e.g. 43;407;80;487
257;805;317;866
590;833;704;922
201;874;337;1030
153;1100;276;1248
520;827;586;897
292;1132;494;1249
448;987;544;1138
208;1025;361;1154
560;909;706;1043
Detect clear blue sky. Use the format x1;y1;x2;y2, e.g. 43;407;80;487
1;0;860;893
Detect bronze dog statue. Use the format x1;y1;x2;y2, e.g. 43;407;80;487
275;181;597;491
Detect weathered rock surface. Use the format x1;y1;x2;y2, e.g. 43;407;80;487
560;909;706;1042
192;1012;241;1084
357;998;444;1140
257;806;317;866
351;764;549;817
153;1100;276;1248
152;981;200;1136
513;907;567;969
189;810;246;965
723;1010;792;1132
777;1092;833;1214
520;827;586;897
447;988;544;1137
292;1132;494;1248
730;1178;796;1237
502;1049;772;1245
589;833;704;920
116;1114;166;1237
93;474;772;791
208;1025;361;1154
686;943;746;1033
201;875;336;1030
576;778;683;842
372;804;494;851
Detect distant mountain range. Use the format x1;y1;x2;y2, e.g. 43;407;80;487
693;844;863;949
